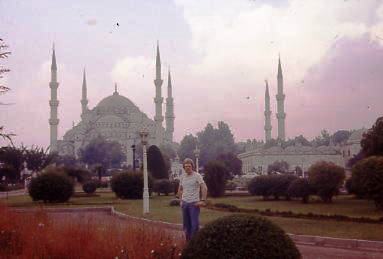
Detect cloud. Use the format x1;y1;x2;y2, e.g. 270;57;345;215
172;0;383;141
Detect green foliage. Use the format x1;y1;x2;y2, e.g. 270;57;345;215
153;179;173;195
311;129;331;146
351;156;383;209
63;167;91;184
54;155;77;167
28;167;74;203
331;130;351;145
181;214;300;259
204;161;229;197
248;175;273;199
0;146;24;181
248;175;297;200
267;160;289;174
216;152;242;176
197;122;237;166
361;117;383;157
82;180;97;194
147;145;168;179
78;136;126;169
177;134;198;162
23;146;56;171
287;178;312;203
111;171;152;199
308;161;345;202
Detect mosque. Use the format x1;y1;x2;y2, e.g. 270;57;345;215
238;57;366;176
48;43;175;166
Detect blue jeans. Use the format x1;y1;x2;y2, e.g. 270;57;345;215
181;201;200;241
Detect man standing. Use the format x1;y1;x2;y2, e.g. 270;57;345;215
177;158;208;241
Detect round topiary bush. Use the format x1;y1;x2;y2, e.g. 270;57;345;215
111;171;152;199
29;171;74;203
287;178;312;203
82;180;97;194
181;214;300;259
248;175;273;199
153;179;173;196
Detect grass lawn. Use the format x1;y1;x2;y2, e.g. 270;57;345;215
2;192;383;241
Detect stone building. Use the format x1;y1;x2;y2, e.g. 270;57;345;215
48;43;176;166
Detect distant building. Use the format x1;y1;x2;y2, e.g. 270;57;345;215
238;55;366;176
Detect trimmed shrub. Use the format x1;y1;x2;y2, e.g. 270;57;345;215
308;161;345;202
204;161;229;197
153;179;173;196
269;174;298;200
248;175;273;199
181;214;300;259
63;167;91;183
28;169;74;203
82;180;97;194
352;156;383;209
111;171;153;199
287;178;312;203
169;198;180;206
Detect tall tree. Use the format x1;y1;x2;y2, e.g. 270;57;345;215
178;134;198;161
331;130;351;145
216;152;242;176
147;145;168;179
361;117;383;157
0;38;14;143
311;129;331;146
78;136;126;169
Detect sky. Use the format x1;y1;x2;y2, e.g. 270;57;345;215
1;0;383;148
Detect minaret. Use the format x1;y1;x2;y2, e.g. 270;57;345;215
165;68;175;142
153;41;164;145
81;68;88;118
49;44;59;153
264;80;272;142
276;54;286;141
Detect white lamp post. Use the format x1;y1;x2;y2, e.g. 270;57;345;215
139;128;150;214
193;146;200;173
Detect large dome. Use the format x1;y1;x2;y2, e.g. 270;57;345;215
96;91;138;110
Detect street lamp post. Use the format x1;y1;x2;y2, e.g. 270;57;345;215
193;146;200;173
131;141;136;172
139;128;149;214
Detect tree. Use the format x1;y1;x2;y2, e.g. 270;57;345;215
78;136;126;170
351;156;383;209
216;152;242;176
178;134;197;161
361;117;383;157
159;144;176;160
197;121;237;166
23;146;56;171
287;178;312;203
147;145;168;179
0;39;14;143
311;129;331;146
308;161;345;202
0;146;24;181
331;130;351;145
203;160;229;197
267;160;289;174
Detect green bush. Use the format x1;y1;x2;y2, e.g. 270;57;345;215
204;160;229;197
351;156;383;209
287;178;312;203
63;166;91;183
82;180;97;194
111;171;152;199
308;161;345;202
28;168;74;203
269;174;298;200
181;214;300;259
248;175;273;199
153;179;173;196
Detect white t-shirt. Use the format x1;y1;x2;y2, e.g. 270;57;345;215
180;172;205;203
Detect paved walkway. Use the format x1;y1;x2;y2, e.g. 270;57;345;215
12;207;383;259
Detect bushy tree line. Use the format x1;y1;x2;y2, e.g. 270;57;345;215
248;161;345;203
